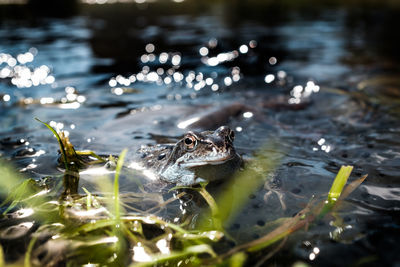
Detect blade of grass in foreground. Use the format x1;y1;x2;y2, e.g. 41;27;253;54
0;160;26;197
0;179;42;214
24;236;37;267
114;148;127;224
216;165;363;263
198;141;282;230
0;245;4;267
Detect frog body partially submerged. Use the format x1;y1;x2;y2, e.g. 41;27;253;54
135;126;241;186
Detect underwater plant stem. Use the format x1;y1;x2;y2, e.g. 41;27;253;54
198;185;222;230
62;171;80;198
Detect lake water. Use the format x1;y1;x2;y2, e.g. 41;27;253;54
1;1;400;266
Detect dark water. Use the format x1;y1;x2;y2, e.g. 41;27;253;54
1;1;400;266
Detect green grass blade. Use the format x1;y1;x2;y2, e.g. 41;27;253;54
24;236;37;267
35;117;69;171
218;165;361;260
0;159;25;196
114;149;127;224
319;165;353;219
197;184;222;230
0;244;4;267
328;166;353;203
82;187;92;210
229;252;247;267
200;141;281;229
1;179;41;214
76;150;106;163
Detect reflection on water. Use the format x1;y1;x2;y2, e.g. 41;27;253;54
1;1;400;266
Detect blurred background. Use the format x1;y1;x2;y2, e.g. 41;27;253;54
1;0;400;266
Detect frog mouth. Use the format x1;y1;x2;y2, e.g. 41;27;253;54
181;154;236;168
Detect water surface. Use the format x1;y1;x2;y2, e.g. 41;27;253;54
1;1;400;266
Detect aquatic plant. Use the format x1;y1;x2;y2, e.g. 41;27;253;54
0;119;367;266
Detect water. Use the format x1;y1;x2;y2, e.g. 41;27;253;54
1;1;400;266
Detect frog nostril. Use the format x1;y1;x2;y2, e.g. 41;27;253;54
226;130;235;143
157;153;166;160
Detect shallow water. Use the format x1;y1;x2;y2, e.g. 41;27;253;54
1;1;400;266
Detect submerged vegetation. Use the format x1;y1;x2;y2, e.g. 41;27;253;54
0;120;367;266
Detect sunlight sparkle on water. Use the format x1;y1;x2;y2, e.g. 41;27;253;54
309;247;320;261
59;102;80;109
239;44;249;54
156;239;170;254
0;48;55;88
148;72;159;82
309;252;316;260
20;222;34;229
171;54;181;66
264;74;275;83
203;49;238;67
17;52;34;64
70;207;108;217
269;57;277;65
249;40;257;48
20;163;38;172
133;244;152;262
288;80;320;104
80;166;115;176
173;72;183;82
164;76;172;84
0;67;11;78
277;70;286;79
199;46;209;56
3;94;10;102
16;208;34;218
145;43;155;53
243;111;253;118
107;43;251;98
7;57;17;67
159;52;169;63
314;138;331;153
224;77;233;86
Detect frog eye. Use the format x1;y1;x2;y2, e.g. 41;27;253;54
228;130;235;142
184;135;197;150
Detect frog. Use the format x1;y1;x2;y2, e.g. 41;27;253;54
134;126;241;186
